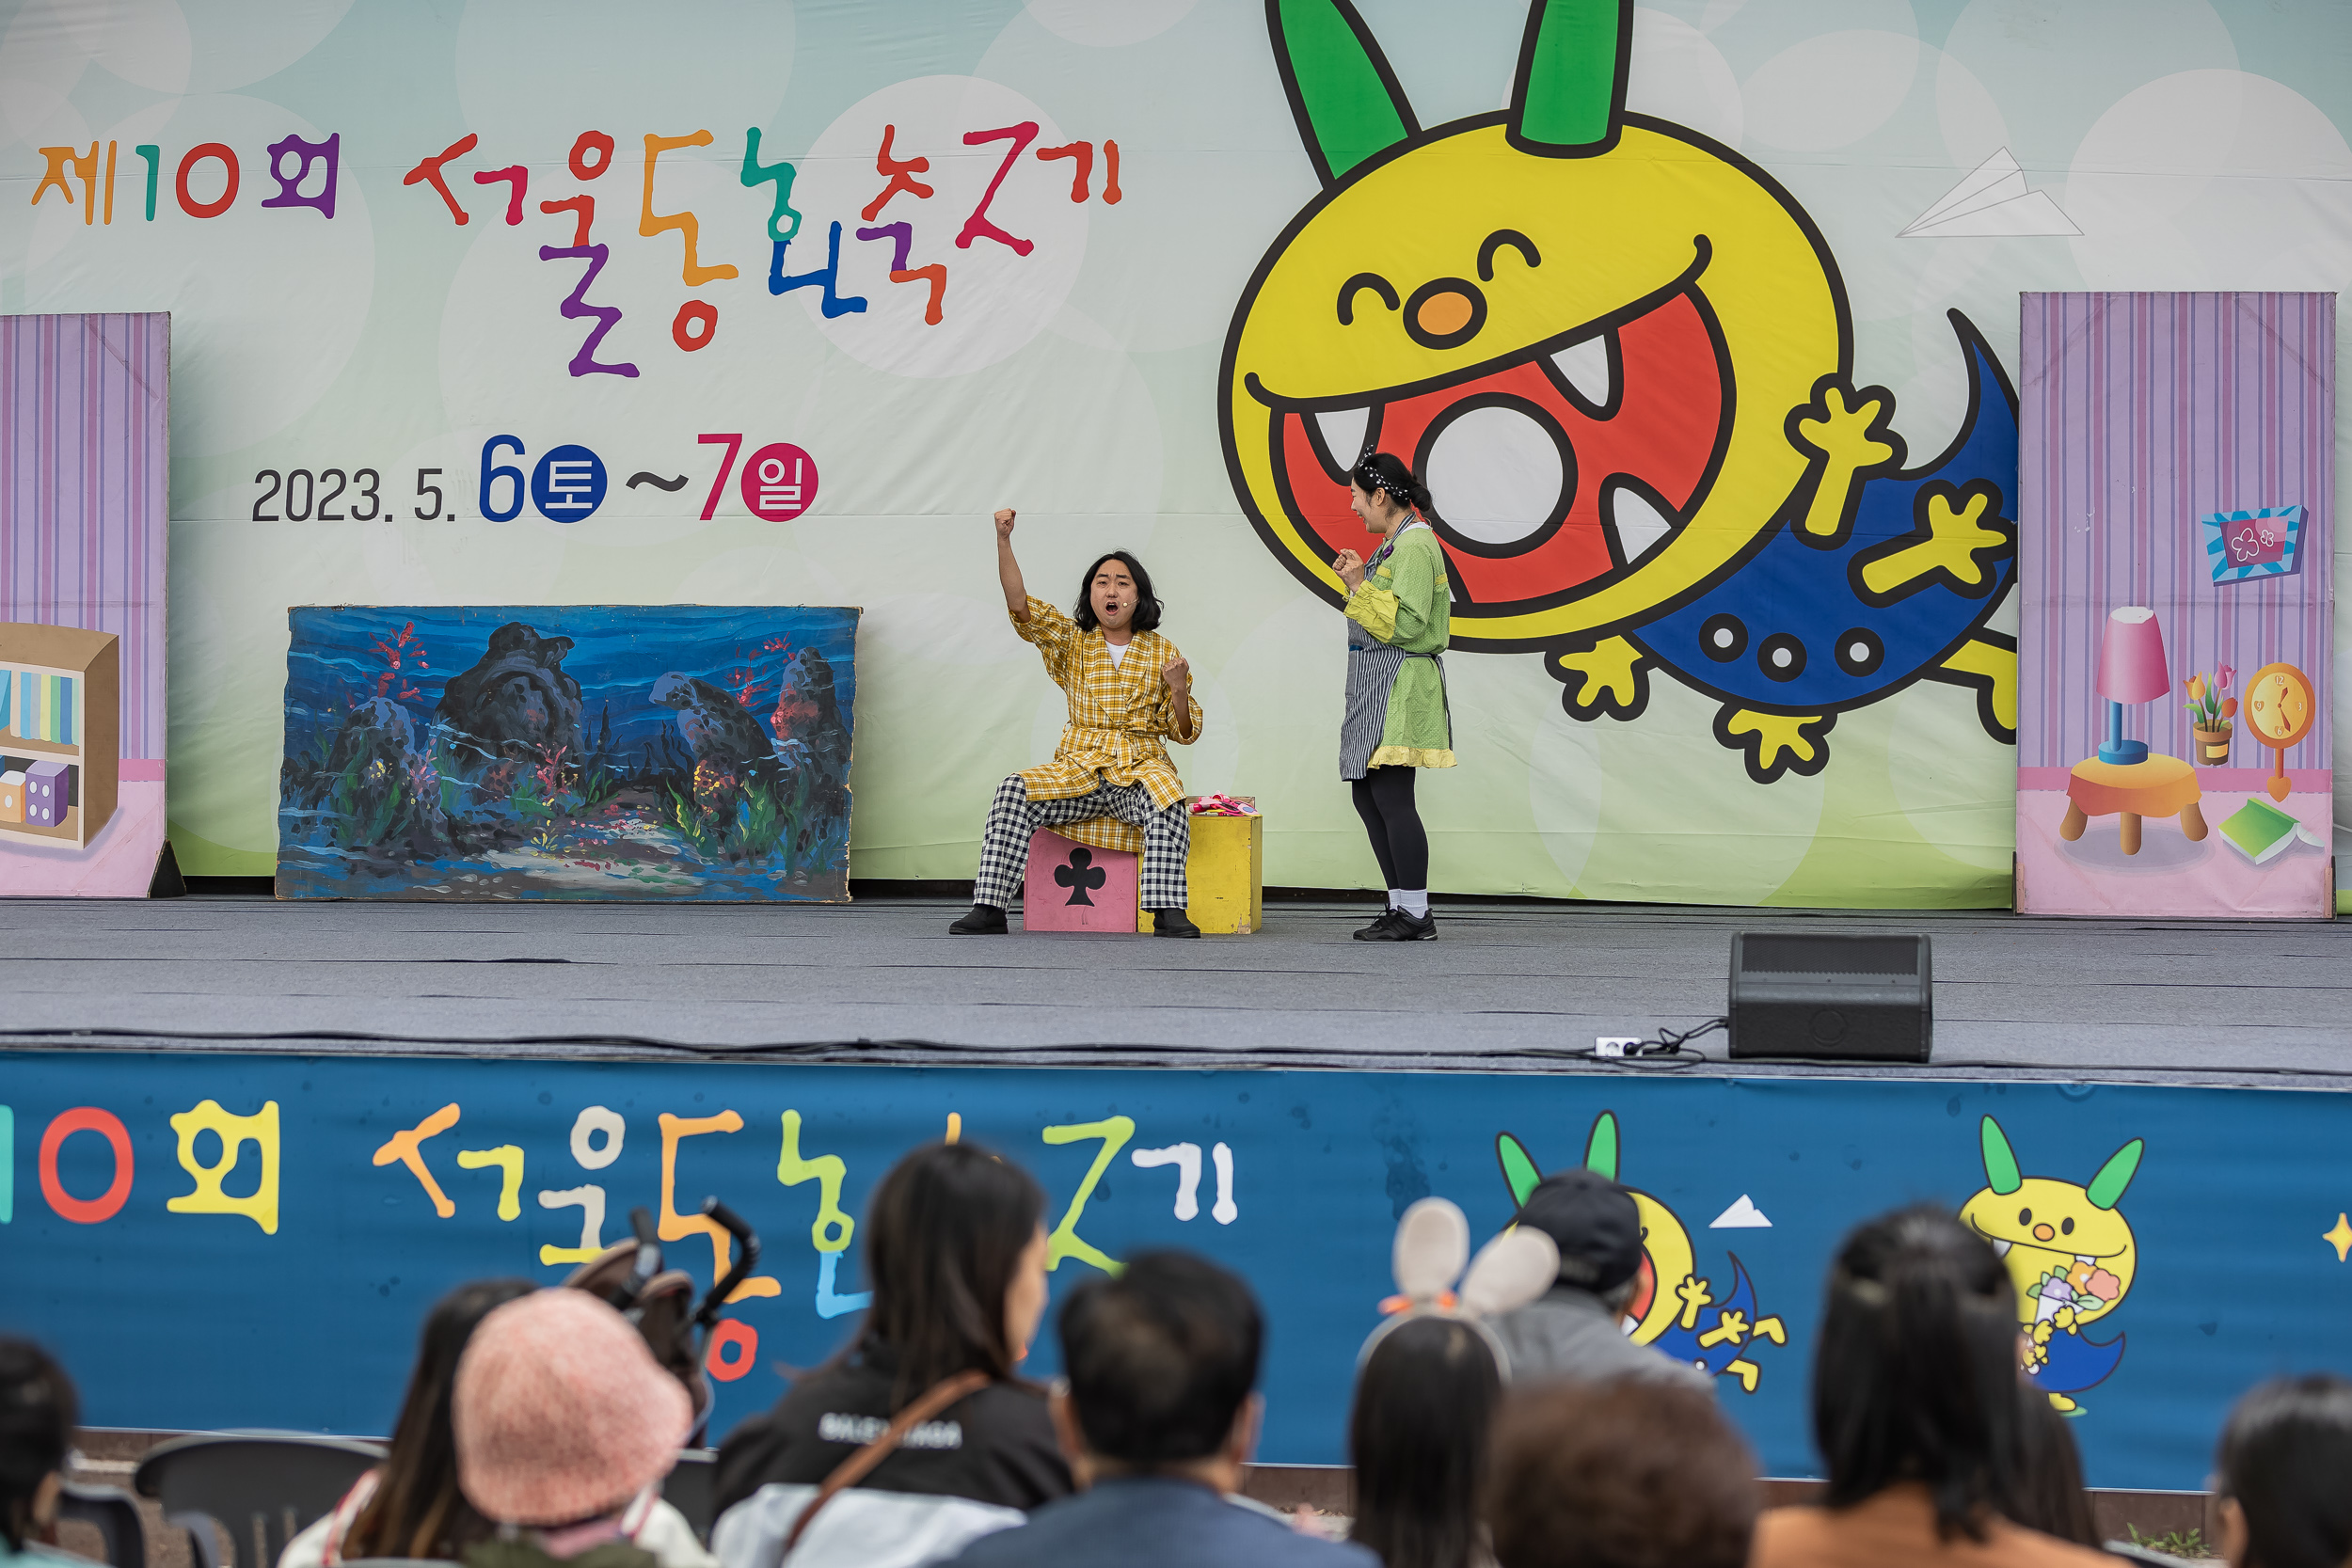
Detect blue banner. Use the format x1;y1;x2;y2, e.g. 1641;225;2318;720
2;1052;2346;1491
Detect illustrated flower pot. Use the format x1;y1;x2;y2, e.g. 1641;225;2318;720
2192;725;2232;765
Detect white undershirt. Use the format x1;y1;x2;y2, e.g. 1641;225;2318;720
1104;640;1130;668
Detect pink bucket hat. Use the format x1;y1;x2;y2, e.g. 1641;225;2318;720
453;1288;693;1527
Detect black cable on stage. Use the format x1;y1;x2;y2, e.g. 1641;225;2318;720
6;1023;2348;1081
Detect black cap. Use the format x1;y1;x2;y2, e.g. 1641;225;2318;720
1514;1168;1644;1292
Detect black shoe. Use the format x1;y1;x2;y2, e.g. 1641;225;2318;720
1150;907;1201;938
1359;909;1437;942
949;903;1009;935
1352;908;1403;940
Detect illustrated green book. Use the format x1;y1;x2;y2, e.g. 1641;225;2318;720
2218;798;2308;864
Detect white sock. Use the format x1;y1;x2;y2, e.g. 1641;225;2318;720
1387;887;1406;911
1397;890;1429;918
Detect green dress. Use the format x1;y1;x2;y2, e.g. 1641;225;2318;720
1341;520;1454;777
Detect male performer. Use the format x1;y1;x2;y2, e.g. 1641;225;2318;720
951;509;1203;937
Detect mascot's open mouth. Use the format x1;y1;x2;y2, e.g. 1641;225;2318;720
1247;245;1731;613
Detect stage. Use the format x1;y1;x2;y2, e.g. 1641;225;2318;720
5;892;2346;1085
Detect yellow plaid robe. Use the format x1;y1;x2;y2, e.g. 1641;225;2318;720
1013;595;1202;856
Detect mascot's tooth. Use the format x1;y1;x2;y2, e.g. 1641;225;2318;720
1601;481;1677;564
1991;1238;2012;1257
1550;335;1613;406
1313;406;1372;468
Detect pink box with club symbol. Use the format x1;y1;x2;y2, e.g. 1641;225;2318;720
1021;828;1139;933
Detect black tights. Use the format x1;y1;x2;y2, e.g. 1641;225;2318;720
1350;767;1427;890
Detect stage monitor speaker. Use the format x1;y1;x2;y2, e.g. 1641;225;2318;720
1727;932;1931;1063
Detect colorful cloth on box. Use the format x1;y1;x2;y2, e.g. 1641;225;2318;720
1341;521;1454;779
1011;595;1201;856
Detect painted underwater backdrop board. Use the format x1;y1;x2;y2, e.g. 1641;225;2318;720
0;312;167;895
2016;293;2333;917
277;604;856;901
3;1052;2350;1490
2;2;2348;908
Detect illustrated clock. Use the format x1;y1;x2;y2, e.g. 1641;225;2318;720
2243;661;2315;802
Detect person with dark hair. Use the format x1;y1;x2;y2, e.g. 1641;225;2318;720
951;507;1203;937
1485;1378;1758;1568
2008;1391;2099;1548
713;1143;1069;1563
1331;451;1453;941
2212;1373;2352;1568
1349;1316;1502;1568
1750;1205;2110;1567
281;1279;714;1568
0;1339;82;1568
1489;1168;1710;1392
941;1250;1375;1568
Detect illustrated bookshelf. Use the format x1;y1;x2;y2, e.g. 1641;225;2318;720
0;623;119;848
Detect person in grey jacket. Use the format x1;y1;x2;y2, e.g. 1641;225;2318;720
1488;1168;1715;1393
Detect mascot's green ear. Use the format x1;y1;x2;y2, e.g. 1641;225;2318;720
1510;0;1632;156
1268;0;1418;186
1582;1111;1619;1180
1980;1117;2023;1196
1497;1132;1543;1208
2087;1139;2144;1211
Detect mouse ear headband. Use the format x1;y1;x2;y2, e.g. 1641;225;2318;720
1359;1196;1559;1380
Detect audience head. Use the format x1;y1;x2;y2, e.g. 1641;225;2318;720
864;1140;1050;1401
1057;1250;1263;1475
348;1276;535;1560
1512;1168;1644;1305
1349;1315;1502;1568
1813;1205;2021;1540
453;1289;691;1528
2007;1388;2098;1546
2213;1373;2352;1568
0;1338;75;1554
1486;1378;1759;1568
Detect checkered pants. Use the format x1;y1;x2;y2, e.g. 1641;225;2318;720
973;774;1190;910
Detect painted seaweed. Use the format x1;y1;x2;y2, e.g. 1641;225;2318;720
276;606;858;902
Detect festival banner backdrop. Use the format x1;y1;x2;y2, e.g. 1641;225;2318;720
2016;293;2334;917
0;310;167;895
2;1;2348;907
278;604;858;900
4;1051;2351;1491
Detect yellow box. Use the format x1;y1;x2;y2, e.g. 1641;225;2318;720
1141;808;1263;935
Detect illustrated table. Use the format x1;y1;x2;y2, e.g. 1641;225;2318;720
2058;754;2207;855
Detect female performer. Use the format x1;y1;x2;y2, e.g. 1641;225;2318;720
1333;451;1452;941
950;508;1203;937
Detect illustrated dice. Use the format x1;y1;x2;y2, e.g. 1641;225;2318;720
24;759;65;827
0;770;21;824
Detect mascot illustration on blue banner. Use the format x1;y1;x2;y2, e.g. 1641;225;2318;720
1220;0;2019;782
1497;1111;1785;1390
1960;1116;2144;1413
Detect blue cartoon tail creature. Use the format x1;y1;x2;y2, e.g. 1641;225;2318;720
1498;1111;1787;1392
1222;0;2020;782
1959;1116;2143;1413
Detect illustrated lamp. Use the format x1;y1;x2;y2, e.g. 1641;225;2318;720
2094;607;2169;765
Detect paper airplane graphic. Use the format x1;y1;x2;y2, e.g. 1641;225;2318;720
1900;148;2079;239
1710;1194;1772;1228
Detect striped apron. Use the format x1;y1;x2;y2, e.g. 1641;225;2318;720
1341;624;1445;781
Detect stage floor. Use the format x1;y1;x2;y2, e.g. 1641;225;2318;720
5;893;2348;1086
